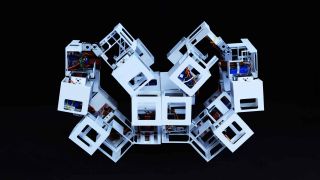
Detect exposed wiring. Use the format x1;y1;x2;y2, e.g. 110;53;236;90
68;63;80;70
68;51;101;71
183;76;194;83
170;109;179;120
143;111;154;120
184;67;197;87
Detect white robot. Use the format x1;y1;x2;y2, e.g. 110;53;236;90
58;22;264;162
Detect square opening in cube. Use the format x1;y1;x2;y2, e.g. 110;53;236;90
138;103;156;120
77;125;100;146
108;116;131;136
128;72;147;90
195;36;221;63
120;141;131;154
177;65;200;89
197;129;215;148
240;98;258;110
64;99;83;112
223;127;236;141
167;102;186;120
210;143;224;156
232;122;243;132
222;122;246;144
145;79;157;86
98;104;113;118
221;96;232;109
99;141;113;156
106;128;124;148
77;135;90;146
134;126;158;142
67;51;97;71
209;106;222;121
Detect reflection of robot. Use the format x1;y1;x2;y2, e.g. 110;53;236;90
58;22;264;162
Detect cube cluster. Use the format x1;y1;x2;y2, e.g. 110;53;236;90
58;22;264;162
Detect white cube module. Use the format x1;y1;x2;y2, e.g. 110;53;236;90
65;40;97;78
111;54;155;96
97;109;134;162
98;118;134;162
98;23;136;69
58;76;93;115
213;110;254;152
189;109;226;161
161;90;192;126
98;24;154;70
58;22;264;163
231;77;264;113
167;21;229;66
69;114;111;155
131;72;162;126
168;55;211;96
132;95;162;126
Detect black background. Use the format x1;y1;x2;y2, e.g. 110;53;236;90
2;0;320;179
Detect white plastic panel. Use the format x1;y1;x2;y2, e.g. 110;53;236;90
58;77;93;115
231;78;264;113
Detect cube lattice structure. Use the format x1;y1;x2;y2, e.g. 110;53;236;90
58;22;264;162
